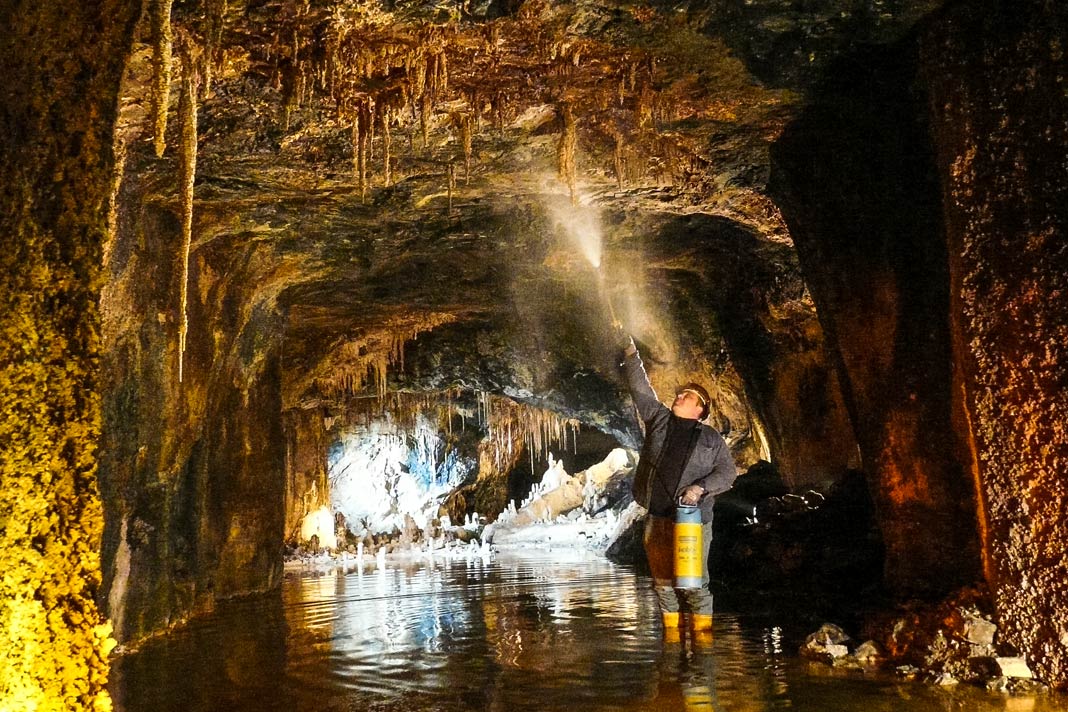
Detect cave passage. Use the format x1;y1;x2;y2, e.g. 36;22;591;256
4;0;1067;707
110;552;1064;712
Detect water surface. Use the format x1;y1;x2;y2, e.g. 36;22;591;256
110;551;1059;712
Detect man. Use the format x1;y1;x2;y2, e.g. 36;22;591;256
620;333;738;634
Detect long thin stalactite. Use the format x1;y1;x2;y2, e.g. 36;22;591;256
177;41;198;383
150;0;175;157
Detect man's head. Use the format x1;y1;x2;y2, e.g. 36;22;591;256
671;382;710;421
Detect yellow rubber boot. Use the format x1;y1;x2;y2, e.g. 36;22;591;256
691;614;714;646
662;611;681;643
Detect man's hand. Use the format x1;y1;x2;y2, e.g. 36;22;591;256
679;485;704;506
613;323;636;356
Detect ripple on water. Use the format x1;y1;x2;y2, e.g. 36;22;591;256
111;552;1063;712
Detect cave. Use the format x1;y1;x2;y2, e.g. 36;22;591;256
1;0;1066;709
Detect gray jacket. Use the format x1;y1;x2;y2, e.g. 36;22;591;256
624;349;738;523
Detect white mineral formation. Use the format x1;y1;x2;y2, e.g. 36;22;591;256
299;506;338;550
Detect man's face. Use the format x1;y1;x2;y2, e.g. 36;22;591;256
671;389;705;420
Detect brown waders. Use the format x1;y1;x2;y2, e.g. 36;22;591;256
644;515;715;635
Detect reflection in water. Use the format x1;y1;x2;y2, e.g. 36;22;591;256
111;551;1059;712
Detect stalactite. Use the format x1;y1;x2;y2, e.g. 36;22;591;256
382;106;392;186
411;52;427;101
447;162;455;214
558;103;577;205
335;387;463;434
150;0;175;157
104;137;128;269
367;99;376;162
637;84;654;133
613;131;624;190
282;64;297;131
420;93;431;149
351;113;361;197
461;114;473;183
481;395;579;472
202;0;227;94
297;62;307;107
438;49;448;95
177;39;199;384
352;99;372;201
313;314;455;402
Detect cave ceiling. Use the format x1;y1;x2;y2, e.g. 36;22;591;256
113;0;946;414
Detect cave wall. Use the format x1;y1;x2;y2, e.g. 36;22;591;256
100;193;288;645
283;408;330;542
0;0;138;707
769;0;1068;686
921;0;1068;688
768;40;983;595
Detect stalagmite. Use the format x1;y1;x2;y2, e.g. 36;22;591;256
150;0;175;157
177;41;198;383
506;449;632;528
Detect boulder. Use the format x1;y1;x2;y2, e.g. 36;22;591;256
995;657;1033;679
801;623;853;661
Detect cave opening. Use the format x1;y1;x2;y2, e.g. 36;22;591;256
290;388;626;556
2;0;1067;709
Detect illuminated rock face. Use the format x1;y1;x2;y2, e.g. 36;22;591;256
769;41;983;597
923;1;1068;689
99;197;289;645
770;0;1068;687
0;1;137;708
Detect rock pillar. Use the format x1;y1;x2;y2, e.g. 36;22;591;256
923;0;1068;688
0;1;137;707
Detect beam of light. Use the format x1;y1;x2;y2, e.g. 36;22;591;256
547;198;603;271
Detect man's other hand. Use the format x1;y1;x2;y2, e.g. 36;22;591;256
679;485;704;506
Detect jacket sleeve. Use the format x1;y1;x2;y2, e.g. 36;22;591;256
696;433;738;497
623;348;667;423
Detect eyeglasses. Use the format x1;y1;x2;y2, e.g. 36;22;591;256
674;388;707;406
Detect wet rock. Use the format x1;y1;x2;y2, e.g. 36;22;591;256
896;664;921;679
800;623;853;662
853;640;882;663
604;502;647;567
852;586;1052;689
986;676;1049;694
996;657;1033;679
831;655;864;670
968;656;1001;681
962;615;997;647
